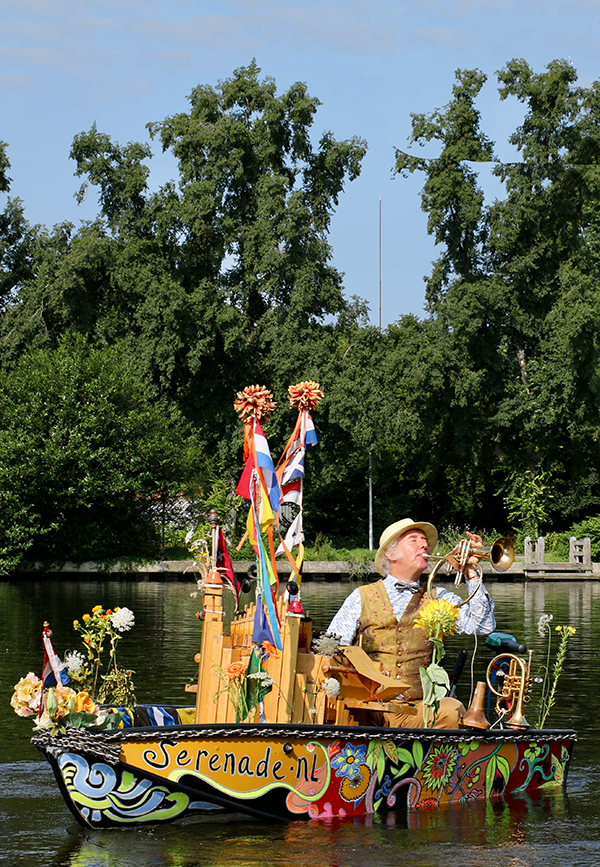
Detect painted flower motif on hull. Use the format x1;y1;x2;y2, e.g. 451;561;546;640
420;744;458;792
340;764;372;802
331;743;367;780
415;797;438;810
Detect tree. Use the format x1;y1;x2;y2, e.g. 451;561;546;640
394;60;600;531
147;60;366;330
0;141;39;317
0;65;369;554
0;141;10;193
4;63;366;443
0;334;205;571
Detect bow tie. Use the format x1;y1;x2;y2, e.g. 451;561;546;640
395;582;420;594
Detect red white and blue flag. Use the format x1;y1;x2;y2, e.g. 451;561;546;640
41;625;69;688
303;412;318;449
276;410;318;560
236;420;280;517
253;421;280;513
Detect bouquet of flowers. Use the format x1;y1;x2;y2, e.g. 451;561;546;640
10;604;136;734
212;642;276;723
69;605;136;706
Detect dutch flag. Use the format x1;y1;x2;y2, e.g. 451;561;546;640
42;628;70;688
254;420;280;514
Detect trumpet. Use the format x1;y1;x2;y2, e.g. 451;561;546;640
486;651;533;730
426;537;514;605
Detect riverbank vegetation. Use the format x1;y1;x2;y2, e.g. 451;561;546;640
2;59;600;573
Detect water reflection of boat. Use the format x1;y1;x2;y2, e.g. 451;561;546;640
32;568;576;829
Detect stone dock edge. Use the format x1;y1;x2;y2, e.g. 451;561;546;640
11;559;600;581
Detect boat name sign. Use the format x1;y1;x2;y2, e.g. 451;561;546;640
121;737;331;802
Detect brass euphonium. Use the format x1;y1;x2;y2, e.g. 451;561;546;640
486;651;533;730
426;537;514;605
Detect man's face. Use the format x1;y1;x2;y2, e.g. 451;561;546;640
389;529;429;581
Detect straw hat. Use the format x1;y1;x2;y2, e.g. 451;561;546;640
374;518;438;576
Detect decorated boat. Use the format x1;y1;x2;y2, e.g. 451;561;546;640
18;383;576;828
30;588;575;827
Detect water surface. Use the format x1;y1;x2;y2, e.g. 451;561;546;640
1;577;598;866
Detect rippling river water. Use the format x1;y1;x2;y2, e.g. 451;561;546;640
2;576;600;867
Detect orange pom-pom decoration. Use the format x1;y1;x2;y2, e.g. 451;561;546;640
288;381;324;412
233;385;276;423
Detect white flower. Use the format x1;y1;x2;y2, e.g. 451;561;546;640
312;633;341;657
537;613;554;637
32;709;51;731
111;607;135;633
64;650;85;675
246;671;274;687
322;677;341;698
185;529;194;544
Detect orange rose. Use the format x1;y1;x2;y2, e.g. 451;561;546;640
73;691;98;714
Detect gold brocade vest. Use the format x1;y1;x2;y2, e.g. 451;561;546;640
357;580;432;701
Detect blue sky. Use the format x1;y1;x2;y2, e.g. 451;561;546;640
1;0;599;325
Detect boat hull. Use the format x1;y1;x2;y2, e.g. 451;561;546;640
33;721;576;828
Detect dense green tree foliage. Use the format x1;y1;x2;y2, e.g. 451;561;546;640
3;59;600;570
394;59;600;533
0;334;204;569
0;63;369;567
0;143;38;316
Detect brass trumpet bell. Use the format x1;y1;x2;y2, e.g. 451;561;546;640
426;537;515;604
474;538;515;572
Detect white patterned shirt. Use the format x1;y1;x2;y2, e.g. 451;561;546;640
326;574;496;645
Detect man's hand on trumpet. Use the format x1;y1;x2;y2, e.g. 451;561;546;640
450;531;484;580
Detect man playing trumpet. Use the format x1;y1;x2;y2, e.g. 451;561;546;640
326;518;496;728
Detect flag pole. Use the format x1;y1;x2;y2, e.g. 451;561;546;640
379;194;382;331
368;452;373;550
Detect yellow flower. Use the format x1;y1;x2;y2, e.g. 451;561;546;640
73;619;79;628
10;672;42;717
340;764;372;801
92;605;103;614
82;613;90;622
413;598;460;639
52;685;76;717
42;684;76;721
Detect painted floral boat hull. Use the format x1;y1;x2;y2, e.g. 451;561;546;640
32;718;576;828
